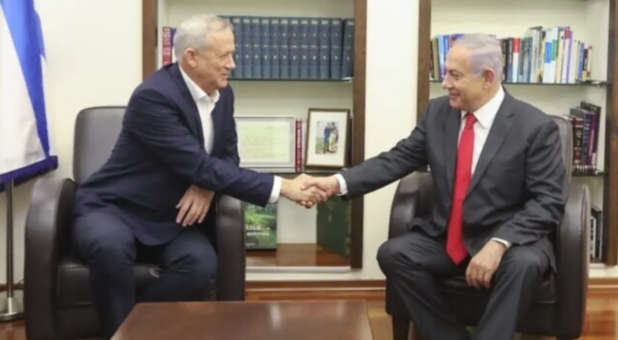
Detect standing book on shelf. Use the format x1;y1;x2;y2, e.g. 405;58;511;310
244;202;277;250
316;197;350;258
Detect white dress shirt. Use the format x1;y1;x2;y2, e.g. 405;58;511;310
336;87;510;247
179;65;281;203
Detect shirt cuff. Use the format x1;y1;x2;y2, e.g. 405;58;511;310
334;174;348;196
269;176;282;203
491;237;511;249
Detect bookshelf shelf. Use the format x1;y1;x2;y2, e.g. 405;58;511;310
429;80;609;87
230;78;353;83
417;0;618;265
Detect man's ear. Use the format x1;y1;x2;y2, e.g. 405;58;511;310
483;68;496;88
184;48;198;68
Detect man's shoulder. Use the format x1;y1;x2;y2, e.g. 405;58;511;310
427;95;451;111
505;93;553;124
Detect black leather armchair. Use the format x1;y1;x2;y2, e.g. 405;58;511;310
387;115;590;340
24;106;246;340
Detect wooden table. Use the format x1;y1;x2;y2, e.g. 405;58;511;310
112;300;374;340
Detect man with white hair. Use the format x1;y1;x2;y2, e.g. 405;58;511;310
304;34;567;339
72;14;324;338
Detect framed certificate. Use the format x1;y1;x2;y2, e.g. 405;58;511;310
235;115;296;171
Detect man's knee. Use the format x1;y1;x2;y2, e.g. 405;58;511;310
499;247;548;282
377;238;412;275
86;236;135;266
176;246;218;282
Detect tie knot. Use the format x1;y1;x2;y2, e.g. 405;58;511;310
465;113;476;127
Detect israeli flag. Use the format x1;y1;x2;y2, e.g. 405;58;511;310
0;0;57;188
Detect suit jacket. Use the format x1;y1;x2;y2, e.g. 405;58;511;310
74;63;274;245
342;92;567;269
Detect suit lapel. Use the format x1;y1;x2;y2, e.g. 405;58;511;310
210;99;225;154
169;64;205;146
467;94;514;195
444;107;461;195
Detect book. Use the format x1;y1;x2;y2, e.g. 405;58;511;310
316;197;350;258
244;202;278;250
161;26;174;66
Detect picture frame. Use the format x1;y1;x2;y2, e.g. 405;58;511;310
305;108;350;169
235;115;296;172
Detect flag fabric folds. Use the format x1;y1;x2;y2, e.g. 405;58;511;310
0;0;57;189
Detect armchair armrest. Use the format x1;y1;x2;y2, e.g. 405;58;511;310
214;195;245;300
24;177;77;340
388;172;433;239
554;181;589;335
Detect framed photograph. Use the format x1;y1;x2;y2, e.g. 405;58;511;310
235;115;296;171
305;108;349;168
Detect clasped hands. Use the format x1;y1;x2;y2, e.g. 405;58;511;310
280;174;340;208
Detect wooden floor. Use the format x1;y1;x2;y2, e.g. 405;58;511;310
3;289;618;340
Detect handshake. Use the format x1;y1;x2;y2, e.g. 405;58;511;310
280;174;340;208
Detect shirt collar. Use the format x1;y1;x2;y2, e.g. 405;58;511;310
462;86;505;129
179;64;220;104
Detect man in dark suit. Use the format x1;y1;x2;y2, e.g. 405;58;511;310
305;34;567;340
72;14;323;338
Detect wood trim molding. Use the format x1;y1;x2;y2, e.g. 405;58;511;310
416;0;431;118
589;277;618;292
604;0;618;266
350;0;367;270
142;0;157;80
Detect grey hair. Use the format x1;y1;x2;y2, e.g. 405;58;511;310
173;14;232;61
453;34;503;82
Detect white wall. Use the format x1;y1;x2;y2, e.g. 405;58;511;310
0;0;142;283
5;0;613;284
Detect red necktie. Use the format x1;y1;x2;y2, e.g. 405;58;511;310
446;113;476;264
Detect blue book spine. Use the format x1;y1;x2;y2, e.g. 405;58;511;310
438;35;446;80
289;18;300;79
341;19;355;78
261;17;271;79
270;18;281;79
242;17;253;79
318;19;331;79
308;18;320;79
251;17;262;79
330;19;343;79
280;18;290;79
231;16;243;78
299;18;310;79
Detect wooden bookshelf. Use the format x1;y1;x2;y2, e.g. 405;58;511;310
416;0;618;265
142;0;366;268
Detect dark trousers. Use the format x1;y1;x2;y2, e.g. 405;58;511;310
73;211;217;339
377;229;548;340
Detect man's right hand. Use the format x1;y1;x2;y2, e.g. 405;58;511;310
280;174;328;208
302;175;340;199
176;184;215;227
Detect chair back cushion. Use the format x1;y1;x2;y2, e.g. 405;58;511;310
549;115;572;180
73;106;125;183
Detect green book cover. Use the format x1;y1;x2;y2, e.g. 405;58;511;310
316;197;350;258
243;202;277;250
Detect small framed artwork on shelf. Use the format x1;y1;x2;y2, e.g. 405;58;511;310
235;115;296;172
305;108;349;169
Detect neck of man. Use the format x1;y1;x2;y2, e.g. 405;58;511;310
470;83;500;112
180;60;217;96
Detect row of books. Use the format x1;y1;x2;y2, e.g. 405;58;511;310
590;205;604;263
430;26;593;84
161;16;355;80
569;101;601;174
